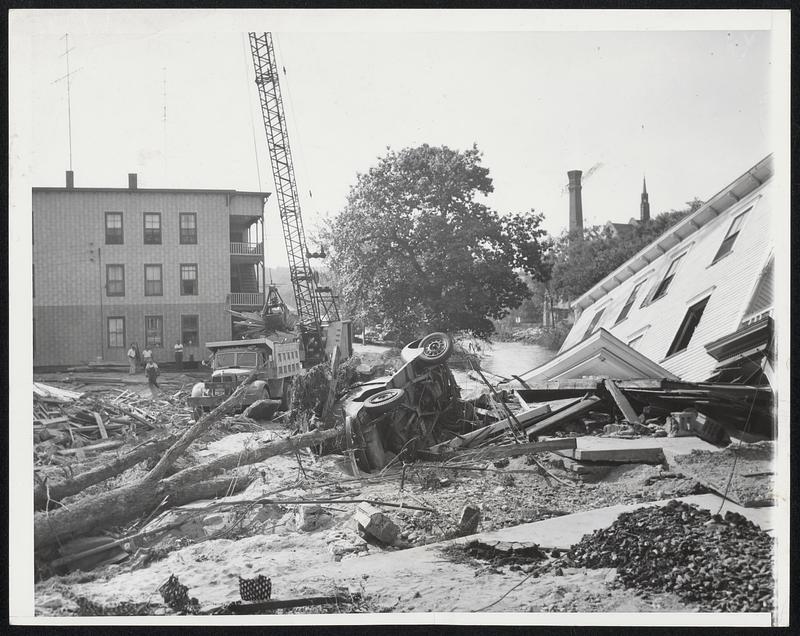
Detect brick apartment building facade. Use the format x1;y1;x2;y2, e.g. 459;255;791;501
33;171;271;367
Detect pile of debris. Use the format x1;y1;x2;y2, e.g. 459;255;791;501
559;500;774;612
33;383;191;465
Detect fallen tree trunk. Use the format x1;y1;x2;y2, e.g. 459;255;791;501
34;425;342;550
34;435;180;510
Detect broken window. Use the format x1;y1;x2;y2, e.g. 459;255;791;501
180;264;198;295
143;213;162;244
181;315;199;347
666;296;710;357
712;208;750;264
144;264;163;296
582;307;606;340
180;213;197;244
615;280;646;324
145;315;163;348
107;317;125;348
106;264;125;296
105;212;123;244
650;253;685;302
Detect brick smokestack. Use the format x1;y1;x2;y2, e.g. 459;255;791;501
128;173;138;189
567;170;583;235
66;170;74;189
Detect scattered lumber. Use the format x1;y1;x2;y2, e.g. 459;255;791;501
604;380;639;424
209;593;362;615
525;395;602;439
446;437;577;462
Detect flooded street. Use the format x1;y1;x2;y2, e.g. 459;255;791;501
476;340;556;378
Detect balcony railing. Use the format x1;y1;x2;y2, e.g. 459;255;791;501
227;292;265;308
230;241;264;257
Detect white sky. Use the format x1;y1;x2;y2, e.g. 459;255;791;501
12;10;778;267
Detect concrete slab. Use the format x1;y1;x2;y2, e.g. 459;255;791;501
551;435;720;467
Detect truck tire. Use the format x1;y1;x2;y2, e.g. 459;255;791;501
364;388;406;415
416;332;453;367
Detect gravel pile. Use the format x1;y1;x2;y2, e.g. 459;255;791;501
560;500;774;612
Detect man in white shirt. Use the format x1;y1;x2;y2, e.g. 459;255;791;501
173;341;184;371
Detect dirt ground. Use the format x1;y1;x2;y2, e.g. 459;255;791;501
31;355;765;617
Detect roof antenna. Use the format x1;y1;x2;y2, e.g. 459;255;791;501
52;33;81;171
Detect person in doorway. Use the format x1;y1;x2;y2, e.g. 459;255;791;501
173;340;184;371
127;344;137;374
142;346;153;366
145;359;161;396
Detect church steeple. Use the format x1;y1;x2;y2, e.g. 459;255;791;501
640;175;650;222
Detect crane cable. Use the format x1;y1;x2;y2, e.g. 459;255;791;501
241;33;263;192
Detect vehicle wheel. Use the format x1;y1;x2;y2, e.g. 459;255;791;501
416;332;453;366
364;388;406;415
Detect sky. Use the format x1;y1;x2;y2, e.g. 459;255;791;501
12;10;781;268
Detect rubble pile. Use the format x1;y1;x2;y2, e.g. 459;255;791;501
561;500;774;612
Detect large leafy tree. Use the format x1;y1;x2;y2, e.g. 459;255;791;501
548;199;703;301
323;144;550;340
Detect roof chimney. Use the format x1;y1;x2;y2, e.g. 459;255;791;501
65;170;74;189
640;176;650;222
567;170;583;236
128;173;138;190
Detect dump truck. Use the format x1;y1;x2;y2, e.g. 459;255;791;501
187;334;302;420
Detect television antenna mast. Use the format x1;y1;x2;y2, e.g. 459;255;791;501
52;33;82;170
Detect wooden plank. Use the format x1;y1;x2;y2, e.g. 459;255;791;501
605;380;639;424
428;403;552;453
525;396;602;439
93;412;109;439
57;440;124;455
448;437;577;462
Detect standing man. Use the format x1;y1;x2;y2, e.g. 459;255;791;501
142;345;153;366
145;359;161;396
127;343;137;374
173;340;184;371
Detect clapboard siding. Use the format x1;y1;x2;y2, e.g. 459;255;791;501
561;174;774;382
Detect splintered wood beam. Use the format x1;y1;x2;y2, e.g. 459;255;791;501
525;396;602;439
605;380;639;423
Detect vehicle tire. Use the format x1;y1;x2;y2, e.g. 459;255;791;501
416;332;453;366
363;388;406;415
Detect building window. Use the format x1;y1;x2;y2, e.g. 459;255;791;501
650;253;685;302
181;315;199;347
712;208;750;264
666;296;711;357
143;213;162;244
615;280;646;325
180;264;198;295
145;315;164;348
582;307;606;340
106;264;125;296
105;212;123;244
107;317;126;348
180;213;197;244
144;264;163;296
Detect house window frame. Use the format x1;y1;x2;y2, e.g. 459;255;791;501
615;279;647;325
179;213;197;244
105;212;123;244
665;295;711;358
181;314;199;347
711;207;751;265
143;213;162;245
106;264;125;297
582;307;607;341
648;252;687;304
145;315;164;348
144;264;163;296
180;263;199;296
107;316;126;348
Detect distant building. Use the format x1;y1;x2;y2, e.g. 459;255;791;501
33;171;270;367
604;177;650;237
558;155;774;382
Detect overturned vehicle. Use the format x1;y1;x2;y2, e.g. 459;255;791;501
342;332;469;472
188;335;301;420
